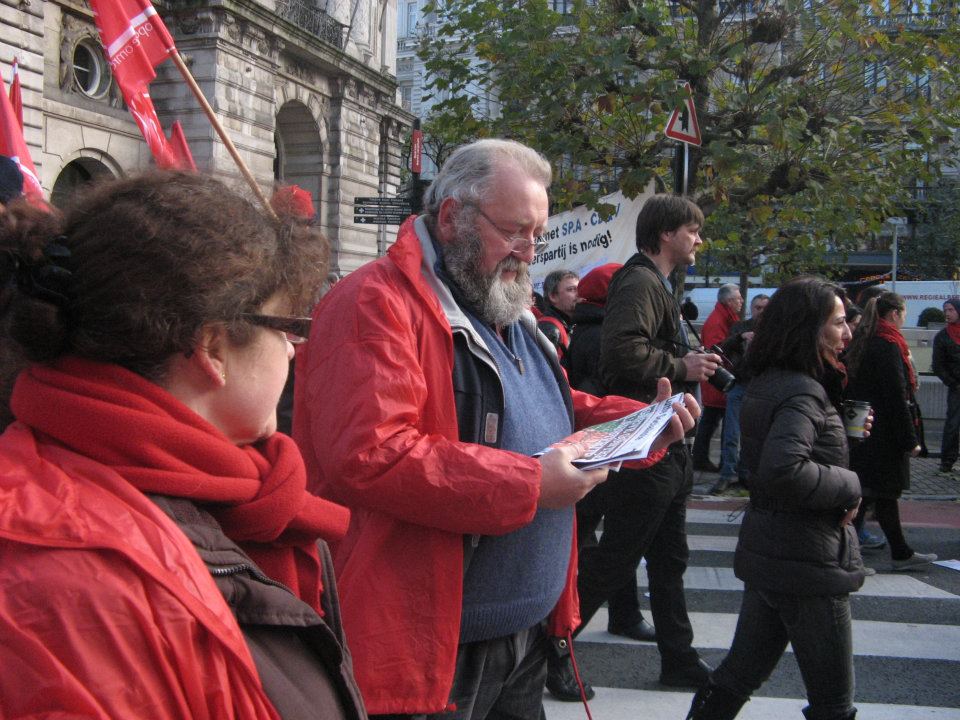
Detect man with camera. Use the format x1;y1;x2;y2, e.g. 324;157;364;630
574;194;721;689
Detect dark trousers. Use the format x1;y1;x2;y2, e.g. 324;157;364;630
854;497;912;560
576;485;640;626
575;445;698;671
692;406;724;466
712;587;855;720
371;624;549;720
942;386;960;469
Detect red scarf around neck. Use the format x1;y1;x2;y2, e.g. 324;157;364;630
875;318;916;389
10;357;350;615
947;319;960;345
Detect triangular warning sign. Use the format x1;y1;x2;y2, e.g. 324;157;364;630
664;83;701;146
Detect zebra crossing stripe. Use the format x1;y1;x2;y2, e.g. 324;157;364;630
543;686;960;720
576;608;960;662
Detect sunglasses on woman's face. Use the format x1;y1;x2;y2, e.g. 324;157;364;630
241;313;312;345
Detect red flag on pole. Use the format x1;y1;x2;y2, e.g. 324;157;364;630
168;121;196;171
0;70;43;203
9;59;23;130
125;89;179;169
88;0;175;97
90;0;273;213
89;0;185;168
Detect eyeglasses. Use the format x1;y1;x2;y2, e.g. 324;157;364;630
469;204;550;254
241;313;312;345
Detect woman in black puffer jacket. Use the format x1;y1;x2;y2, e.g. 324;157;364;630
686;277;867;720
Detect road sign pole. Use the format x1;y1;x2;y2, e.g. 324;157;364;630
673;141;689;196
683;142;689;196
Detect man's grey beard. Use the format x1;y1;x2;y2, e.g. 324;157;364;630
442;214;533;327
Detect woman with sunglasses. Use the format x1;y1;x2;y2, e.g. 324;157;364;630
0;172;363;719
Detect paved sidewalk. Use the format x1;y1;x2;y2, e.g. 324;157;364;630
904;455;960;500
693;455;960;502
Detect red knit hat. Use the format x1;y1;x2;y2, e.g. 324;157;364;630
577;263;622;307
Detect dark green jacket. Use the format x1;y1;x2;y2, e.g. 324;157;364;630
599;252;693;403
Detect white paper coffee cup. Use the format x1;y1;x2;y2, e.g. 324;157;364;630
842;400;870;439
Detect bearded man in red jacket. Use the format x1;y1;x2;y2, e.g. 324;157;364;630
293;139;697;720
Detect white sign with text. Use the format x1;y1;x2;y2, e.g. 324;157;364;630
531;185;654;294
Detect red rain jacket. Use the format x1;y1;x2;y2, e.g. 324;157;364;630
0;424;281;719
700;301;740;409
294;217;660;714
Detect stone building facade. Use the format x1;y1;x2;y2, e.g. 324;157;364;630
1;0;412;274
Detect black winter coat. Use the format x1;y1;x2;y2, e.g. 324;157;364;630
932;327;960;390
846;337;918;498
735;369;865;596
567;301;604;394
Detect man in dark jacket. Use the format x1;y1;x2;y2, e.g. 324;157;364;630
560;195;721;690
538;269;579;356
545;262;657;702
933;298;960;475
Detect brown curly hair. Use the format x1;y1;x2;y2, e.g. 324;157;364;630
0;171;328;383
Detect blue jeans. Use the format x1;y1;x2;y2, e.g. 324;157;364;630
942;386;960;469
712;587;855;720
720;383;745;480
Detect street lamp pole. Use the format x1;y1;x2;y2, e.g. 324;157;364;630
888;216;907;292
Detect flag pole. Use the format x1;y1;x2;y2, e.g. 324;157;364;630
166;49;278;222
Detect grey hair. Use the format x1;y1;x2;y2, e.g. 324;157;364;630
422;139;552;218
543;269;578;299
717;284;740;303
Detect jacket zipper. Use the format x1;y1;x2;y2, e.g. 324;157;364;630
209;563;295;595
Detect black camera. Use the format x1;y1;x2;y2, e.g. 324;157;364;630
706;345;736;393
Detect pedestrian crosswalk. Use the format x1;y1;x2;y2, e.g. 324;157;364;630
544;504;960;720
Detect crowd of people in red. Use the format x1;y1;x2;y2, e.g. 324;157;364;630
0;141;957;720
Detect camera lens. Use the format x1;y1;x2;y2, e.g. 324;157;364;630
708;366;736;393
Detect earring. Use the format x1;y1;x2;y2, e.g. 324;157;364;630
220;371;226;382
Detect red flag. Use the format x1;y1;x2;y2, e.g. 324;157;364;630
88;0;187;169
168;121;196;171
410;128;423;174
9;59;23;129
125;89;178;169
88;0;174;97
0;70;42;203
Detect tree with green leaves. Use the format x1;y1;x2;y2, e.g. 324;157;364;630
420;0;960;284
899;181;960;279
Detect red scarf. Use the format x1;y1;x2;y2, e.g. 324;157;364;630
875;318;916;389
947;320;960;345
10;357;350;615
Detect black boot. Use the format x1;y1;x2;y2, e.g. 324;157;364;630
545;637;594;702
685;683;747;720
802;707;857;720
